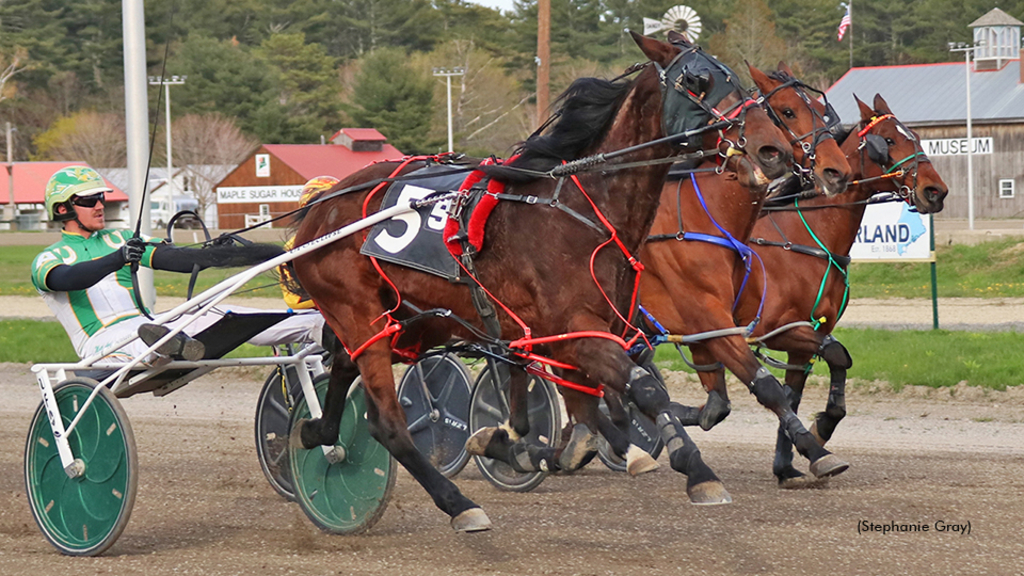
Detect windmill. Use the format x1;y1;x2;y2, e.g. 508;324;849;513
642;5;702;42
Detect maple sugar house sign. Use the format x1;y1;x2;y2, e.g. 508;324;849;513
217;185;304;204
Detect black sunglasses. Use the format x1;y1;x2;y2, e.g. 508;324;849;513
71;193;106;208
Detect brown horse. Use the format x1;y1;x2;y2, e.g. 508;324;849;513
289;31;791;531
737;93;948;486
635;62;853;483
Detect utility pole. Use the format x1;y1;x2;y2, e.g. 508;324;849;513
432;67;465;153
949;41;982;231
5;122;15;227
148;75;186;225
536;0;550;128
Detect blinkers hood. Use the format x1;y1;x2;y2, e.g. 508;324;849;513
656;44;746;149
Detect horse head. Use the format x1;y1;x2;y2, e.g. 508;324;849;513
748;62;850;196
852;94;947;214
633;30;791;182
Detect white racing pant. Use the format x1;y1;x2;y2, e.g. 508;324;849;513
80;305;325;365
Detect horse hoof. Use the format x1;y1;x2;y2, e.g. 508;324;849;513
465;427;499;456
557;424;599;471
626;445;660;476
289;418;309;450
809;421;826;446
688;481;732;505
809;454;849;478
451;508;492;532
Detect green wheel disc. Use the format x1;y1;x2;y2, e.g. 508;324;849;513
24;379;137;556
289;376;396;534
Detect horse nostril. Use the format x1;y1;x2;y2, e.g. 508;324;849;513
823;168;844;184
925;186;948;201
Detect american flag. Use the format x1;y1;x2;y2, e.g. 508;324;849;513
837;4;852;41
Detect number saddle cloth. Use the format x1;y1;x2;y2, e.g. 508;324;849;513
360;161;507;282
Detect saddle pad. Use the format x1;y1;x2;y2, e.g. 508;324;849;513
360;164;466;281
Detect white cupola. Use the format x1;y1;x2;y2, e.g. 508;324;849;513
970;7;1023;70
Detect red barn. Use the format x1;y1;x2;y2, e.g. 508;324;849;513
214;129;402;229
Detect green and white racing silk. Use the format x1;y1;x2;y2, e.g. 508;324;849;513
31;229;158;357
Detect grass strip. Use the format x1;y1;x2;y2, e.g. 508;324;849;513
653;326;1023;391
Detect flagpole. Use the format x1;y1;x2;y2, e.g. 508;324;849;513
849;0;854;69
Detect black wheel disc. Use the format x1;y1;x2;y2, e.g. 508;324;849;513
398;354;473;478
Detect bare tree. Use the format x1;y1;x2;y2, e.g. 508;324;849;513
32;111;127;167
172;113;259;219
0;47;27;103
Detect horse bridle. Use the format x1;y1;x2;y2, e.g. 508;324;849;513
855;113;930;205
756;76;841;188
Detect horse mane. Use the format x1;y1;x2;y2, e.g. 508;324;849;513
833;125;854;145
482;76;636;182
766;70;794;84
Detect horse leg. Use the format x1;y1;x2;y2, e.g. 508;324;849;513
291;349;359;447
685;345;732;430
699;334;849;480
338;346;491;531
505;363;530;441
773;353;811;488
810;335;851;445
571;336;728;504
560;388;659;475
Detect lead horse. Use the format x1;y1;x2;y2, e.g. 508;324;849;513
290;31;791;531
738;94;947;486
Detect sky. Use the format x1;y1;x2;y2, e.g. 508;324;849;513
468;0;517;14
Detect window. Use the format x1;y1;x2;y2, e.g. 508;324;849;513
998;179;1015;199
259;204;270;217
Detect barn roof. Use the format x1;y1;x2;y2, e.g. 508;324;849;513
825;59;1024;127
261;143;403;180
1;161;129;205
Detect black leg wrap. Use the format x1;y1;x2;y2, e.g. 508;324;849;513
819;336;852;369
750;367;792;409
508;441;560;473
656;412;719;486
668;402;701;426
751;368;829;462
626;365;670;417
814;365;848;444
698;389;732;431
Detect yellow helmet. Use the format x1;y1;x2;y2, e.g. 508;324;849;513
299;176;339;208
45;165;113;221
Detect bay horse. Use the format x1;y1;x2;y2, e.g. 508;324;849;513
290;30;791;532
634;62;853;483
737;93;947;486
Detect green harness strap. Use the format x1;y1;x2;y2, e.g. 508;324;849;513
795;197;850;333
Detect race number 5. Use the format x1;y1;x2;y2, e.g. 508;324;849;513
373;184;434;254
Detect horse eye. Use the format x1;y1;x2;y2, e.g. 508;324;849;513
885;137;896;146
782;109;796;119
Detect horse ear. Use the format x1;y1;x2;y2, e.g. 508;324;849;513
854;94;874;122
747;61;773;91
778;61;796;78
873;93;894;115
630;30;679;66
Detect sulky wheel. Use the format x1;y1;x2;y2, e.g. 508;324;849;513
24;378;138;556
469;364;561;492
289;375;396;534
254;364;301;501
597;358;665;471
398;353;472;478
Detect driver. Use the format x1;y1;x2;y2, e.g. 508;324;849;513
31;165;325;364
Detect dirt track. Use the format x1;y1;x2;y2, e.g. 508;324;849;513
2;362;1023;576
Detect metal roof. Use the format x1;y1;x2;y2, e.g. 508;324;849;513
1;162;128;204
260;143;403;180
824;59;1024;127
